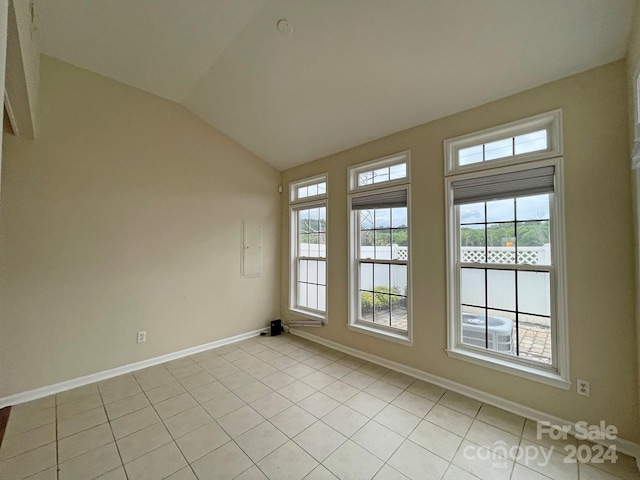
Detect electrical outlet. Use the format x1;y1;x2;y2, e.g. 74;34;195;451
577;379;590;397
137;331;146;343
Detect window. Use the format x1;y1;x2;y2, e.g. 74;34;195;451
348;152;412;345
290;175;328;321
349;151;409;192
458;129;547;166
445;112;569;388
444;110;562;175
291;175;327;202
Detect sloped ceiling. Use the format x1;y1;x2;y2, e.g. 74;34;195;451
38;0;633;170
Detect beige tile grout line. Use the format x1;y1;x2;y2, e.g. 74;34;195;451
275;338;519;480
175;348;274;479
1;335;610;480
96;382;129;480
167;370;206;480
128;365;196;480
291;336;568;480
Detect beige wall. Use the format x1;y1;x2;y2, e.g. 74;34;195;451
282;60;640;442
0;56;281;398
627;0;640;440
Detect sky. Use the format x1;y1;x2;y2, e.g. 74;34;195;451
460;194;550;225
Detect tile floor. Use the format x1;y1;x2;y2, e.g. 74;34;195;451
0;333;638;480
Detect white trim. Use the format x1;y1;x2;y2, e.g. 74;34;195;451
348;182;413;345
347;323;413;346
289;173;329;322
0;328;267;408
4;0;36;139
348;150;411;193
635;65;640;142
4;91;19;136
287;308;326;324
552;159;570;383
290;329;640;462
289;173;328;204
444;155;569;387
289;200;328;321
444;110;562;176
0;0;7;169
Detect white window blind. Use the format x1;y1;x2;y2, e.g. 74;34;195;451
351;189;407;210
451;166;554;205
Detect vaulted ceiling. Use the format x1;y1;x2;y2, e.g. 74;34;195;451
37;0;634;170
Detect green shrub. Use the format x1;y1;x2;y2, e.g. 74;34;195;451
360;286;403;313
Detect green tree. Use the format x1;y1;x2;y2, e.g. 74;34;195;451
359;229;407;246
460;221;549;247
393;229;407;246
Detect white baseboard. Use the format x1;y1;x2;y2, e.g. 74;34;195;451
0;328;268;409
291;329;640;461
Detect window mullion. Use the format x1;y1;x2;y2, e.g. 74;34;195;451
359;259;407;266
290;190;327;317
460;262;553;273
350;179;410;341
446;113;567;386
514;198;520;357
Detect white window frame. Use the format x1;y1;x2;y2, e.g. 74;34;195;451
348;153;413;345
635;70;640;142
349;150;411;193
444;112;570;389
289;175;328;321
632;67;640;169
290;174;328;204
444;110;562;176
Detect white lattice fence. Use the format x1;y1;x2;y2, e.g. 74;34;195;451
461;245;549;265
358;246;546;264
303;244;546;265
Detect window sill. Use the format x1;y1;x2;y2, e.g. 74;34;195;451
288;308;326;323
348;323;413;346
446;347;571;390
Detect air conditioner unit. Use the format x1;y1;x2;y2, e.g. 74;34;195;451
462;313;514;353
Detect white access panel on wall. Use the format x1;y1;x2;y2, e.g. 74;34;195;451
242;220;262;277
